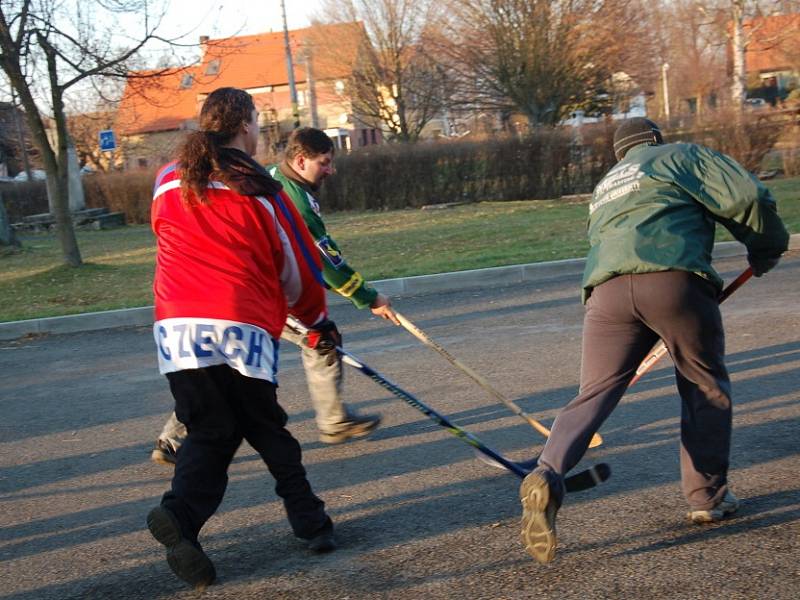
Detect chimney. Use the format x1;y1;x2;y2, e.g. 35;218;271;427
199;35;209;45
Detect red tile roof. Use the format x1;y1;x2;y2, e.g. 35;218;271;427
116;68;203;135
116;22;363;135
744;14;800;73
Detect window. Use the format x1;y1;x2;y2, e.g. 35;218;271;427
246;85;273;94
180;73;194;89
205;59;220;76
137;157;148;168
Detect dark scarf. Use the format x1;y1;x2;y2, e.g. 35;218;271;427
217;147;283;197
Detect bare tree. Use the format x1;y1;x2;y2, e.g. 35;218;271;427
312;0;447;142
0;0;187;266
438;0;652;127
651;0;728;122
696;0;800;108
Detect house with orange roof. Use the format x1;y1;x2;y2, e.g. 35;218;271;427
115;22;383;170
739;13;800;104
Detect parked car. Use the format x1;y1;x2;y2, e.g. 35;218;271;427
12;169;47;181
744;98;767;110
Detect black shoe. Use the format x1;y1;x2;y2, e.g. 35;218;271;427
319;414;381;444
307;530;337;553
147;506;215;590
150;440;177;466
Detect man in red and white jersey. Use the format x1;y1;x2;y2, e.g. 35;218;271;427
145;88;336;591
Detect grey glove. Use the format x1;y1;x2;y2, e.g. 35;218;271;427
747;254;781;277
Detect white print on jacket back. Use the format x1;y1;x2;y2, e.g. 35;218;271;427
154;318;279;382
590;163;645;215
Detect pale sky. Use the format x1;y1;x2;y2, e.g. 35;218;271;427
156;0;325;41
0;1;327;106
126;0;327;66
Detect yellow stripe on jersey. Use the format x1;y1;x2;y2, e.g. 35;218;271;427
335;272;365;297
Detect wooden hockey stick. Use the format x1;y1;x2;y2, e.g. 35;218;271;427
285;317;610;492
395;312;604;449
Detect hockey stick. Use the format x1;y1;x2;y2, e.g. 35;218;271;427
395;312;604;449
285;317;610;493
628;266;753;387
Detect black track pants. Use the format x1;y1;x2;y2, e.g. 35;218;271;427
160;365;331;540
539;271;732;510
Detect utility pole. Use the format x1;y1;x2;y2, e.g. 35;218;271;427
281;0;301;129
304;47;320;128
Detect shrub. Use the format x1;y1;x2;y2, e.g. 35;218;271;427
320;125;617;210
3;112;792;221
669;110;785;172
83;169;156;224
0;180;49;222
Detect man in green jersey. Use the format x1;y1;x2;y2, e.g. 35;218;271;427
268;127;400;443
519;118;789;564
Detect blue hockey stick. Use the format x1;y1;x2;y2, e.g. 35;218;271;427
286;318;610;493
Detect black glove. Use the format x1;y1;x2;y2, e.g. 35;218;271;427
304;319;342;365
748;254;781;277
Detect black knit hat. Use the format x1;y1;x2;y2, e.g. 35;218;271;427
613;118;663;160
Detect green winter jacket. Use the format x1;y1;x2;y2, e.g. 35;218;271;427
582;142;789;303
269;162;379;309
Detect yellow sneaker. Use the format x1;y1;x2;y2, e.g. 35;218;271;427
520;470;560;564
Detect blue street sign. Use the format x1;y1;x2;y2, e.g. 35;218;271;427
99;129;116;151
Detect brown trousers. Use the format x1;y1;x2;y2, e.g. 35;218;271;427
540;271;732;510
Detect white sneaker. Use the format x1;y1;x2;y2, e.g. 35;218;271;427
687;490;740;524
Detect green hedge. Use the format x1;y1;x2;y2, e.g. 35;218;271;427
319;124;616;210
4;114;792;225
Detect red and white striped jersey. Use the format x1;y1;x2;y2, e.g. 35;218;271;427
151;161;328;382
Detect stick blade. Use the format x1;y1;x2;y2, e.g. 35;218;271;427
588;432;604;448
473;449;538;472
564;463;611;493
475;450;611;493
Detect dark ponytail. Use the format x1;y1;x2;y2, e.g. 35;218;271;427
176;87;255;205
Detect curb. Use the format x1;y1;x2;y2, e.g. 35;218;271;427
2;235;797;341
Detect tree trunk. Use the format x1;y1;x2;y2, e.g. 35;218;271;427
730;1;747;109
46;171;82;266
0;191;20;248
1;39;83;266
42;31;83;266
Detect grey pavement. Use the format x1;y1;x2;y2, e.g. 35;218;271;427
2;234;798;341
0;249;798;599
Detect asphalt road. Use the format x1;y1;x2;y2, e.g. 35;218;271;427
1;253;798;600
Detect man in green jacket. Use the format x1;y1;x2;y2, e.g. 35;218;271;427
151;127;398;463
268;127;400;443
519;118;789;564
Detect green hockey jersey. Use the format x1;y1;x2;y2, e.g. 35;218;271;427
269;162;379;309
